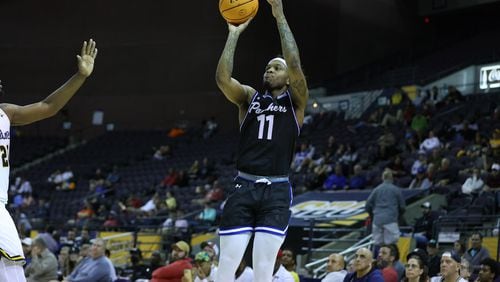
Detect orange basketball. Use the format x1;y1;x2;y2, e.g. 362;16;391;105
219;0;259;25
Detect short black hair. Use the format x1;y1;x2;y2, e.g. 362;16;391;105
480;258;499;277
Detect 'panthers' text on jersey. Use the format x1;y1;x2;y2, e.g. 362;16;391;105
237;90;300;176
0;108;10;204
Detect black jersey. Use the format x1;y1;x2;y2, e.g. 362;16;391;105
236;90;300;176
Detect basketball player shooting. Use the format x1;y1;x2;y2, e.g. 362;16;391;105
215;0;308;281
0;39;97;281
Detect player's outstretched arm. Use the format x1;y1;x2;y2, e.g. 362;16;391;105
267;0;308;124
0;39;98;126
215;20;256;109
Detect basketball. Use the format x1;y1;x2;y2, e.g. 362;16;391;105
219;0;259;25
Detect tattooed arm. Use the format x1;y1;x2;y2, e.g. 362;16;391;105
267;0;308;126
215;19;256;123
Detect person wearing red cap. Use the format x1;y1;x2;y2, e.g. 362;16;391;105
272;250;295;282
151;241;192;282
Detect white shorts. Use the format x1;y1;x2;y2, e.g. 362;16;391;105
0;204;24;263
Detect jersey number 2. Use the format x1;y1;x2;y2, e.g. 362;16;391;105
257;114;274;140
0;145;8;167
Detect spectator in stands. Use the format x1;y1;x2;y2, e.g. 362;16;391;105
204;180;224;203
148;251;164;277
434;158;457;187
411;151;428;176
165;191;177;211
477;258;499;282
322;253;347;282
430;252;468;282
409;166;432;190
76;200;95;227
151;240;192;282
272;250;295;282
76;229;91;247
292;142;315;173
195;203;217;228
193;251;217;282
153;145;172;160
188;160;200;179
387;155;407;179
452;240;466;259
343;248;383;282
200;241;219;265
365;170;406;248
122;248;149;281
462;168;484;195
280;248;299;282
411;111;429;141
485;163;500;190
63;238;113;282
21;238;32;268
420;130;441;153
459;258;472;281
323;164;347;190
346;164;367;190
38;225;59;254
339;143;358;169
202;117;218;139
199;157;215;181
413;202;439;248
57;246;72;278
376;244;398;282
162;168;180;188
427;239;441;278
235;259;253;282
463;233;491;274
403;254;429;282
61;229;77;249
378;127;397;159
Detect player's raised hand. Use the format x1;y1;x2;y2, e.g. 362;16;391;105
228;18;253;35
77;39;98;77
266;0;284;18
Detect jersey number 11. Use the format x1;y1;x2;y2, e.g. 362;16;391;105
257;114;274;140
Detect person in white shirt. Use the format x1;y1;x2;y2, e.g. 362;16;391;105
461;168;484;194
322;253;347;282
272;250;295;282
420;130;441;152
430;252;468;282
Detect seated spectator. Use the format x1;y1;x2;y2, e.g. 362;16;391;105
321;253;347;282
413;202;439;248
463;233;491;274
291;142;315;173
386;155;407;178
434;158;457;187
22;237;33;267
429;252;467;282
411;111;429;140
153;145;172;160
411;151;428;176
151;241;193;282
25;237;58;282
343;248;384;281
188;160;200;179
323;164;347;190
162;168;180;187
280;248;299;282
271;250;295;282
376;244;398;282
48;167;75;190
63;238;113;282
485;163;500;190
420;130;441;153
193;251;217;282
477;258;499;282
346;164;367;190
461;168;484;195
378;128;396;159
204;181;224;203
202;117;218;139
198;157;215;181
408;166;432;190
196;203;217;225
165;191;177;211
339;144;358;168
